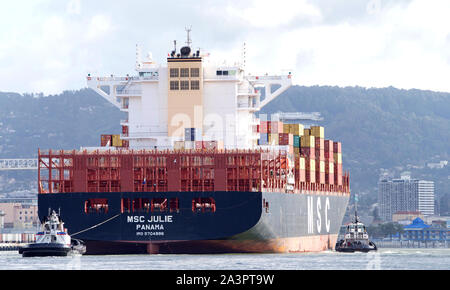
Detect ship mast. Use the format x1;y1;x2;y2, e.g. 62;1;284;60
185;26;192;47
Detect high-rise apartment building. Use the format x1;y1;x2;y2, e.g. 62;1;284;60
378;176;434;221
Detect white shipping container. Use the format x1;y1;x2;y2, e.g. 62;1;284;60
184;141;195;150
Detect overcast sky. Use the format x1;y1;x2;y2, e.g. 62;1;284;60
1;0;449;95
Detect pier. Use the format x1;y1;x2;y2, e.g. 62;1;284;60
373;239;449;248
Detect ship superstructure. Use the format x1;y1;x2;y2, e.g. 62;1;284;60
87;34;292;150
38;32;350;255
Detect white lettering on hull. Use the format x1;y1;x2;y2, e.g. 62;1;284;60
307;196;331;235
127;215;173;237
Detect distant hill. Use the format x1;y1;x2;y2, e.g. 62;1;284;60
0;89;124;158
1;86;449;215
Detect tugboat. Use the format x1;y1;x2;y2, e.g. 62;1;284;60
335;211;377;253
19;210;86;257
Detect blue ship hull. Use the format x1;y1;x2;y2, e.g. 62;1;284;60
38;191;349;254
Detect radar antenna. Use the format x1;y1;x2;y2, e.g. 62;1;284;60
185;26;192;47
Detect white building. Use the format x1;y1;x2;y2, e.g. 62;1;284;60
378;176;435;221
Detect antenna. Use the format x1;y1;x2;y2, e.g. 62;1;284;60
241;42;247;70
185;26;192;47
135;44;142;69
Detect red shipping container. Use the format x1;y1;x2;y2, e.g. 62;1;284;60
278;133;290;145
324;141;334;161
324;140;333;152
267;121;272;133
315;149;325;160
301;147;315;159
334;163;343;185
316;171;325;184
333;141;342;153
306;170;316;183
315;138;324;149
101;134;112;147
326;172;334;185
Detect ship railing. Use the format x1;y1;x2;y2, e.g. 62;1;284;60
237;89;258;95
116;89;142;95
88;76;158;83
246;75;287;81
204;75;239;81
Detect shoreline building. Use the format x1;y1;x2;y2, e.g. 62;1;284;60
378;176;434;221
0;198;39;229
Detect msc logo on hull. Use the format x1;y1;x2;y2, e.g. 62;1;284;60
307;196;331;234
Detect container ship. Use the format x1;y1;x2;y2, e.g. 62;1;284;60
37;32;350;254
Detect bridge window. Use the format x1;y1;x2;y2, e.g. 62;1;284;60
85;198;108;214
180;80;189;90
170;80;179;90
180;68;189;78
190;68;199;77
170;68;179;78
191;80;200;90
192;197;216;213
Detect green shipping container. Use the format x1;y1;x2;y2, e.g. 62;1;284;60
293;135;300;147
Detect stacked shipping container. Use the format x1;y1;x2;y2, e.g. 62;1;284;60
100;134;129;148
256;120;345;193
92;119;347;195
